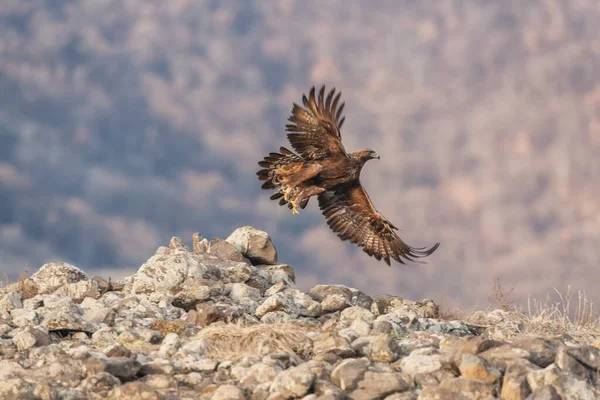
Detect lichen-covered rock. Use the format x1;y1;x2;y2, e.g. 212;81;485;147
310;285;373;312
31;262;89;295
371;296;439;319
501;358;539;400
478;343;532;366
511;336;557;368
188;303;228;327
13;327;52;351
42;308;97;333
369;334;402;363
176;358;219;373
416;318;473;336
271;365;316;399
104;343;133;358
169;236;190;251
192;232;209;254
172;285;212;311
255;289;321;318
260;311;293;324
230;283;261;314
226;226;278;265
331;358;369;390
238;362;284;389
230;283;262;302
0;377;37;400
0;291;23;312
413;368;454;391
257;264;296;285
209;238;249;263
91;327;118;345
22;295;44;310
131;251;208;294
349;371;411;400
83;308;115;325
118;327;163;344
110;381;165;400
350;318;372;336
158;332;180;357
441;336;503;374
213;384;246;400
458;353;502;383
220;263;255;284
141;374;176;391
555;345;590;379
399;352;442;377
80;372;121;398
527;385;562;400
421;377;498;399
10;308;39;327
322;293;352;313
309;285;352;303
83;356;142;380
313;332;356;358
567;344;600;370
339;307;375;329
53;279;103;303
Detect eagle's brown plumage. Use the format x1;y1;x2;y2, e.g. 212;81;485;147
257;85;439;265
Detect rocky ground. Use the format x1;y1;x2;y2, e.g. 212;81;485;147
0;226;599;400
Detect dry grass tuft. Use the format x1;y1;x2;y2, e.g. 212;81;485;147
488;276;517;312
522;286;600;343
439;307;467;321
17;268;38;299
438;293;468;321
464;278;600;344
197;322;315;362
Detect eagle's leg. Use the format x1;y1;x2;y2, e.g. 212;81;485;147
282;186;292;201
296;186;326;203
290;199;299;215
288;187;300;214
289;186;325;215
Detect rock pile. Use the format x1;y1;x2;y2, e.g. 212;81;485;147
0;226;598;399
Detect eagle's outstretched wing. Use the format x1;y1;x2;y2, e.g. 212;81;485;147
318;181;440;265
285;85;347;160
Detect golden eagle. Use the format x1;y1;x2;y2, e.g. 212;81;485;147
257;86;439;265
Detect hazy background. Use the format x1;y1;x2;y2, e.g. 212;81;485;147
1;0;599;311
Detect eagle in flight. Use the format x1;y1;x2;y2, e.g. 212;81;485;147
257;86;439;265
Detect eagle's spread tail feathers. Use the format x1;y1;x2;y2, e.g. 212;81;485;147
256;147;310;210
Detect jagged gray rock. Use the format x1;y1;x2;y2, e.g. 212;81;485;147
0;291;23;312
192;232;209;254
255;289;322;319
208;238;249;264
131;249;208;294
349;371;410;400
271;365;316;399
226;226;278;265
31;262;89;295
13;327;51;351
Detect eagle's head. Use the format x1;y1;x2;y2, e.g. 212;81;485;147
354;148;380;162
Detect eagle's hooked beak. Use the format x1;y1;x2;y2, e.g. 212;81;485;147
373;152;380;160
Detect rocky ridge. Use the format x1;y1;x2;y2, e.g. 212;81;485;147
0;226;598;399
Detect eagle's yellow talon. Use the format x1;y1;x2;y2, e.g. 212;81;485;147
283;187;290;201
290;199;299;215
